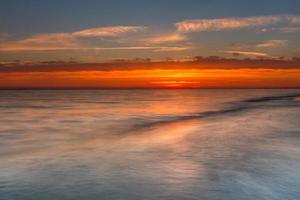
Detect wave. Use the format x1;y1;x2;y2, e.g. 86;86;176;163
129;93;300;131
243;94;300;103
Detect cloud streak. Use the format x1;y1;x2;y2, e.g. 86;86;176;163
0;33;79;51
176;15;300;32
225;51;268;57
145;33;187;44
256;40;287;48
0;25;191;52
0;26;158;52
73;26;147;37
81;46;190;52
0;43;190;52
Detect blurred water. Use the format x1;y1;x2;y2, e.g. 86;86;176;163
1;89;300;200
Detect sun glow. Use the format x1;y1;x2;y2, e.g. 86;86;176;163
0;68;300;89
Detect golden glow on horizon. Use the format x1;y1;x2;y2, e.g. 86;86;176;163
0;68;300;88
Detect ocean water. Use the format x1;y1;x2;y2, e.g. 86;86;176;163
1;89;300;200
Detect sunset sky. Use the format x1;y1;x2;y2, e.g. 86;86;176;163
0;0;300;88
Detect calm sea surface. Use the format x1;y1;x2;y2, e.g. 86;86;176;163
1;89;300;200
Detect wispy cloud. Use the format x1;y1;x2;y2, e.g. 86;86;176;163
145;33;187;44
73;26;147;37
0;41;190;52
152;46;191;52
0;26;148;52
176;15;300;32
0;24;192;52
0;33;78;51
81;46;190;51
261;26;300;33
256;40;287;48
225;51;268;57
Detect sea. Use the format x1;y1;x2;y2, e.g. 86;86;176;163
1;89;300;200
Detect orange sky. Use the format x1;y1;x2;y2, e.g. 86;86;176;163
0;58;299;89
1;68;300;89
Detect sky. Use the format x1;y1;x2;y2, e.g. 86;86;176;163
0;0;300;88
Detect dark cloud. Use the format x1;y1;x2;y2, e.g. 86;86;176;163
0;57;299;73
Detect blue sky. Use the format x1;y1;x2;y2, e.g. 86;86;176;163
1;0;300;34
0;0;300;62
